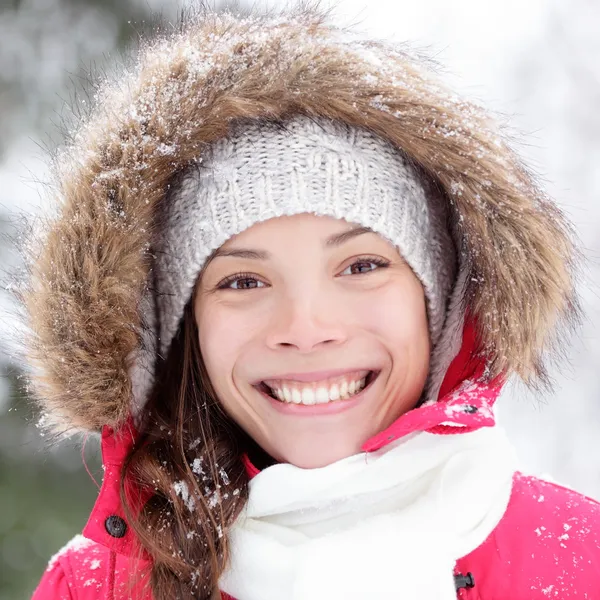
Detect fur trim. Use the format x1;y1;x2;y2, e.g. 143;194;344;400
20;6;580;433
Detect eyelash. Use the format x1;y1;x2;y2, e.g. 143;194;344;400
216;256;391;290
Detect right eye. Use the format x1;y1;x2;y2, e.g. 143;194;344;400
217;273;267;290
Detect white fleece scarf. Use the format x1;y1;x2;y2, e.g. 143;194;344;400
219;426;518;600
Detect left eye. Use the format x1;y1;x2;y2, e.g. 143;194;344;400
226;277;266;290
340;259;386;276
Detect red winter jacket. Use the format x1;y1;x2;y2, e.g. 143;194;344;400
31;320;600;599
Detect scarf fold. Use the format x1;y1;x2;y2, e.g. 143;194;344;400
219;426;518;600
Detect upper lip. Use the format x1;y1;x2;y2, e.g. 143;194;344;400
254;368;377;384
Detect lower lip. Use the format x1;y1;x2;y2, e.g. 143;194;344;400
256;374;378;417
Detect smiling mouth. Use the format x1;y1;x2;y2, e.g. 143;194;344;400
256;370;380;406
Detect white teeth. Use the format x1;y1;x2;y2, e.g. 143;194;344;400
264;374;373;405
315;387;329;403
340;380;348;399
301;388;316;405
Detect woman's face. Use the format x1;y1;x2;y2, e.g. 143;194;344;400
194;213;430;468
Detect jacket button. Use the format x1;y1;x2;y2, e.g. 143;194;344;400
105;515;127;538
463;405;478;414
454;572;476;589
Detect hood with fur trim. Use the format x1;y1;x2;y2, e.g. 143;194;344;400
20;6;579;435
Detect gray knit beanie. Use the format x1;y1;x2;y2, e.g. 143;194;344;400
155;115;457;357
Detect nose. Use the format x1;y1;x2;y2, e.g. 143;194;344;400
265;291;347;353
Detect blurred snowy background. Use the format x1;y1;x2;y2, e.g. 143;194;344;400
0;0;599;597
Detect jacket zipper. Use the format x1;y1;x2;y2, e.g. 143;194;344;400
107;550;116;600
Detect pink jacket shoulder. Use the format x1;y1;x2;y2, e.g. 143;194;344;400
457;472;600;599
31;535;151;600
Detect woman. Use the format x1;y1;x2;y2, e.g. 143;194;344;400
25;6;600;600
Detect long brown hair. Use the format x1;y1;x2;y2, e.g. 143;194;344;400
120;293;251;599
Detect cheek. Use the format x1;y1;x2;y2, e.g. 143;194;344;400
195;301;261;389
365;279;430;356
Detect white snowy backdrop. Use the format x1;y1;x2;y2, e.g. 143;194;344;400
0;0;599;595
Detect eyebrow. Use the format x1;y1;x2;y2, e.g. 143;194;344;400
325;225;373;247
207;225;374;263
